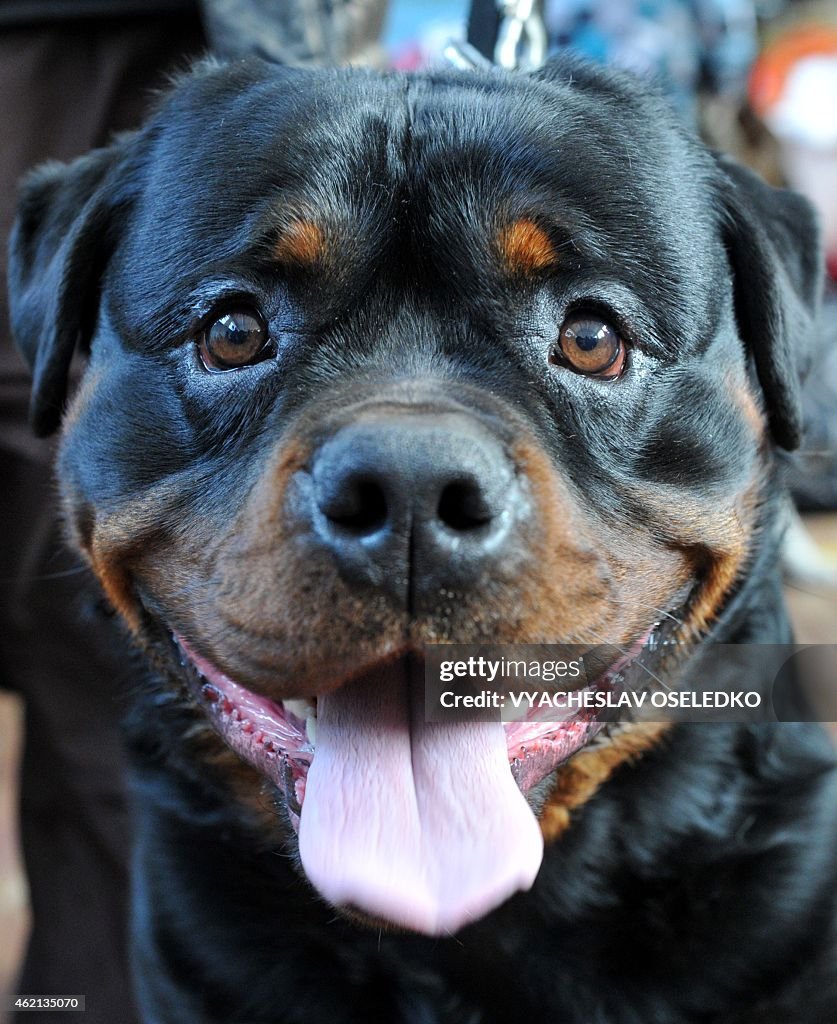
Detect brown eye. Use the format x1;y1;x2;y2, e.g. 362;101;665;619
552;314;626;378
198;308;270;371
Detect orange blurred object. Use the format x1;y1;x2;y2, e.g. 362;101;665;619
749;24;837;116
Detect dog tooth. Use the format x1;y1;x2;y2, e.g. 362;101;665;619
306;715;317;746
285;698;315;720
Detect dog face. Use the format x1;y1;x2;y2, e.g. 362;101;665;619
9;57;821;934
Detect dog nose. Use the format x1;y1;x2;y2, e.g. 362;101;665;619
310;414;526;604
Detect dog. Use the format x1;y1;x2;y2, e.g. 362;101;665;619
9;55;837;1023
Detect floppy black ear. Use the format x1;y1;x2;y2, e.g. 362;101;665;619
8;143;129;436
715;156;823;451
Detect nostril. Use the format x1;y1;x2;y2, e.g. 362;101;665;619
437;480;494;532
321;477;388;535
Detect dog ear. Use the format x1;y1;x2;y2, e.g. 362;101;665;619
8;142;130;436
715;156;823;451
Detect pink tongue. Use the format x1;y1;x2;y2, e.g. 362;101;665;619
298;664;544;935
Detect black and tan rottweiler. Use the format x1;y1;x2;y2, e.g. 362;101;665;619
8;55;837;1023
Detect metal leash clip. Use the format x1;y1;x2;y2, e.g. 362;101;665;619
494;0;547;71
441;39;495;72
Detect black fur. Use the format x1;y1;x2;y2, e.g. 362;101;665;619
8;56;836;1023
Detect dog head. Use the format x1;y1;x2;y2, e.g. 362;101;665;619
8;56;822;934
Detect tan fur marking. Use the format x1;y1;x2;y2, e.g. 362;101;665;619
275;219;326;267
505;437;693;646
684;476;762;637
621;465;763;640
497;218;557;275
540;723;671;841
89;544;142;632
62;366;102;433
734;384;766;439
724;369;766;440
684;546;745;636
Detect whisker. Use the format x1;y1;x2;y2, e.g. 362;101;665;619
0;564;89;583
785;580;837;604
631;600;685;627
584;628;673;692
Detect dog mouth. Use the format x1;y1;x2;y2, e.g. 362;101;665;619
171;631;661;935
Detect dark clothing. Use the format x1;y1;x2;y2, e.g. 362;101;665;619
0;15;205;1022
0;2;196;25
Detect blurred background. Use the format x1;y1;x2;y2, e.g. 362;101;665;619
1;0;835;1020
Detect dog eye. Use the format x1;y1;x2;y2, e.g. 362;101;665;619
198;308;271;372
552;314;625;379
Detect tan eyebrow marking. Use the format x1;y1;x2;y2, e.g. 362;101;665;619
274;219;327;267
496;218;557;275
